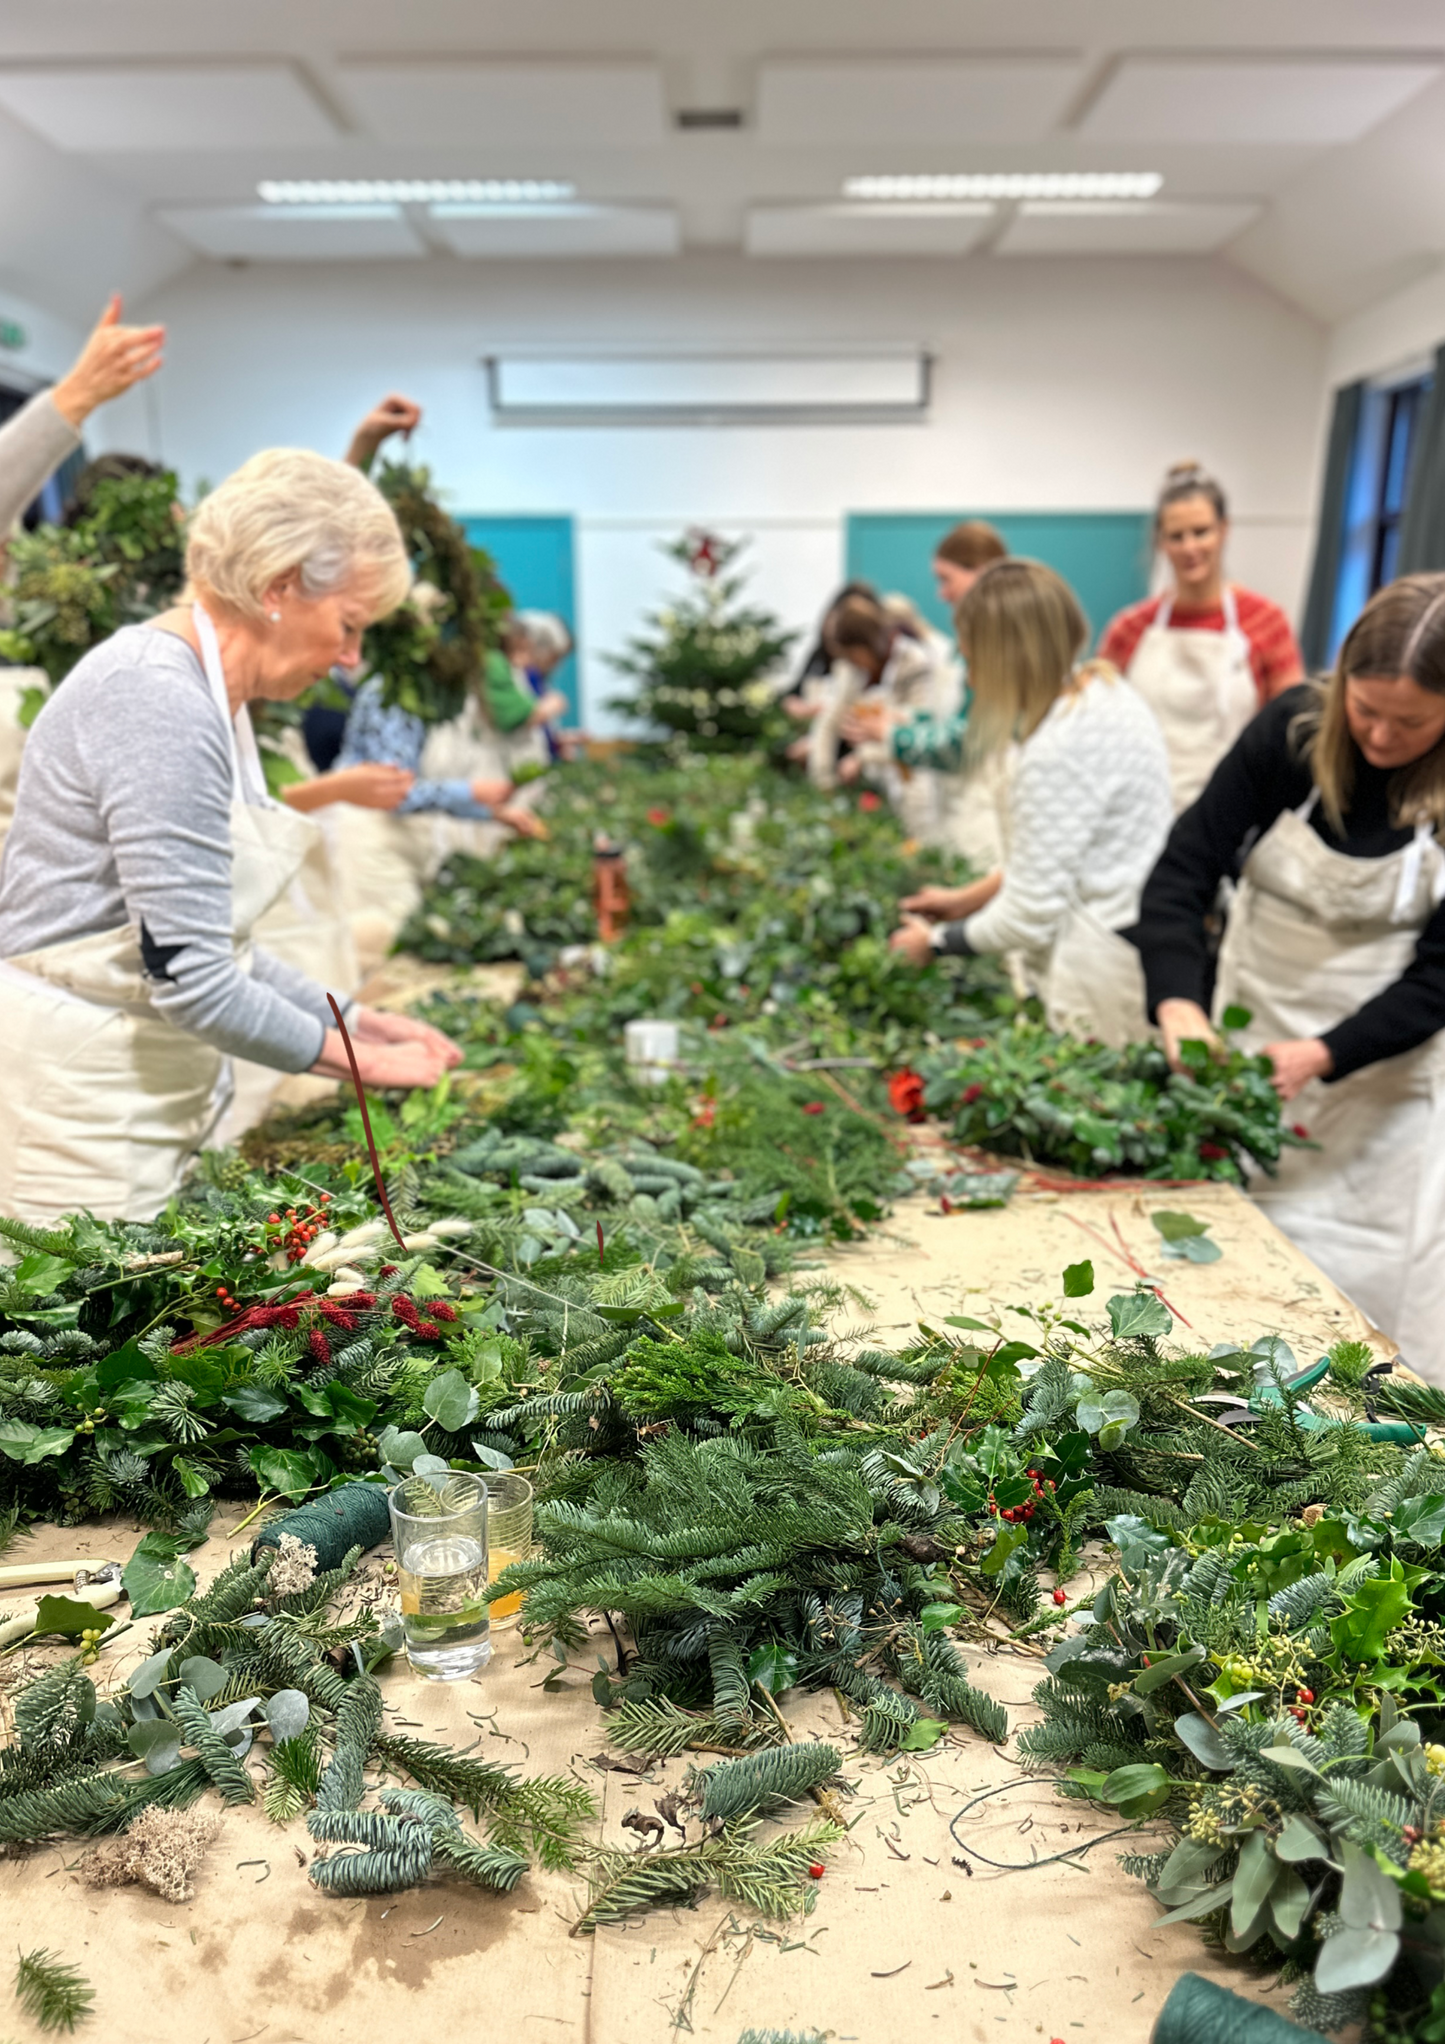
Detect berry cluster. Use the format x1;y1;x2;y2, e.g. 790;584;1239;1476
988;1469;1054;1524
1286;1684;1316;1725
264;1195;334;1263
392;1295;459;1341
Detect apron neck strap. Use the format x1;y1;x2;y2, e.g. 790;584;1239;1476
1155;585;1240;634
192;603;272;808
1295;787;1321;823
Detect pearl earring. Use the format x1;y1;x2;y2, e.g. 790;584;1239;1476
269;611;282;623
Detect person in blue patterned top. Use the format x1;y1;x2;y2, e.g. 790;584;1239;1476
335;673;542;836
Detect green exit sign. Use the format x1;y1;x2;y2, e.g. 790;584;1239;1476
0;319;26;350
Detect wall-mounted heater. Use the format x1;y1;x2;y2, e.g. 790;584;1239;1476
482;350;930;426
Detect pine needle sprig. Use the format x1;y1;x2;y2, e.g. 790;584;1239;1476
573;1816;841;1934
263;1729;323;1824
14;1948;94;2033
693;1742;841;1821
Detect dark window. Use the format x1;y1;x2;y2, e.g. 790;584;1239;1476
1329;370;1433;661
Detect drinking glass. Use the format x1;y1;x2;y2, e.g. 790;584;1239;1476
484;1472;534;1627
389;1471;491;1680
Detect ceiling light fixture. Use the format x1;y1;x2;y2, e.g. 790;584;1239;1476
258;178;576;206
843;172;1163;202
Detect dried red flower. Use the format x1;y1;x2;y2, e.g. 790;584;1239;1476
801;1101;826;1116
886;1068;926;1119
646;807;671;827
1198;1142;1228;1160
308;1329;333;1367
961;1083;984;1106
858;791;881;811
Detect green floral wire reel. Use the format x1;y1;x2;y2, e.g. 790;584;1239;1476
1195;1341;1426;1447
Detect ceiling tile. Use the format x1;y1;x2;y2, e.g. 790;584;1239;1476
745;202;994;257
995;198;1261;256
429;203;679;257
755;57;1086;145
338;59;666;147
0;62;337;151
1078;56;1440;145
157;204;423;260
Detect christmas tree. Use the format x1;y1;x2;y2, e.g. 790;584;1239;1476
608;528;795;751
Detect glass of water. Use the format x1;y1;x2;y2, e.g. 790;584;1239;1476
389;1471;491;1681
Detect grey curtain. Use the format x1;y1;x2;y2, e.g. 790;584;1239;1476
1397;342;1445;575
1299;378;1364;672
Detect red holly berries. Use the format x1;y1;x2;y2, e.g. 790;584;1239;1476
801;1101;826;1116
1053;1589;1067;1606
858;791;881;812
808;1863;825;1879
961;1083;984;1107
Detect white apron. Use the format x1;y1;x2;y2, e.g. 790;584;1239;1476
1215;792;1445;1380
0;608;317;1222
1127;587;1257;813
1037;903;1152;1050
331;691;524;976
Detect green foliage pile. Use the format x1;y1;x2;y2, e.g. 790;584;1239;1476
365;461;511;725
606;531;796;750
921;1014;1307;1184
0;468;184;693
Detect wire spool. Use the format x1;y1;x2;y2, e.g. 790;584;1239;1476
252;1483;393;1569
1153;1976;1326;2044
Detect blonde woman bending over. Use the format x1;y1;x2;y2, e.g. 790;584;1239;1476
0;448;461;1221
888;558;1173;1046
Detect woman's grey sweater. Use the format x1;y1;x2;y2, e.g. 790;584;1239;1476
0;625;332;1070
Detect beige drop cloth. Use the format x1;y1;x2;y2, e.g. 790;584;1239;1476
1;1181;1378;2044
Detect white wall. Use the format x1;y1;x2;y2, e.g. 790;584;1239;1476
115;251;1327;729
1326;258;1445;389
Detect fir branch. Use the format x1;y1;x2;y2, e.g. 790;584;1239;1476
14;1948;94;2033
694;1743;840;1821
170;1687;255;1806
315;1678;383;1813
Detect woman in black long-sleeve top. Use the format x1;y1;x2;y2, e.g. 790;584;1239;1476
1130;573;1445;1380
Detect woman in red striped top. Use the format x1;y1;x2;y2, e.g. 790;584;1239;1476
1100;462;1303;812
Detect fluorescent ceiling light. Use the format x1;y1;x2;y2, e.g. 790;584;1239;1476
843;172;1163;202
258;178;575;206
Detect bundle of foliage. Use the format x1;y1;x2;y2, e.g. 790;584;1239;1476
607;530;796;750
921;1014;1305;1184
0;467;184;696
364;461;511;725
1023;1435;1445;2037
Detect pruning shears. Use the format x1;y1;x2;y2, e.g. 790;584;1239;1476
1196;1354;1426;1445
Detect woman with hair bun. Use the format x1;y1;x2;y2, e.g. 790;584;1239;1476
1132;574;1445;1378
1101;462;1303;811
0;446;462;1220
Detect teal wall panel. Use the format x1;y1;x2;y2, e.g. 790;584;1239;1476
459;514;578;723
845;511;1154;651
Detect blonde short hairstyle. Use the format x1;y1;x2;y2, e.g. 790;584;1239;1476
185;447;411;622
955;557;1091;757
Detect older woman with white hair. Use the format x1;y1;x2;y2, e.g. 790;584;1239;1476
0;445;461;1221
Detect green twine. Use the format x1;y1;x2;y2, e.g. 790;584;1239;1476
252;1483;392;1570
1152;1976;1327;2044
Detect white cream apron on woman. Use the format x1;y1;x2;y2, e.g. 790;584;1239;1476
1037;902;1152;1049
1215;792;1445;1379
1127;587;1257;813
0;608;318;1222
331;693;528;974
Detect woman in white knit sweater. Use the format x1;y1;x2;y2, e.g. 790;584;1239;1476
889;558;1173;1046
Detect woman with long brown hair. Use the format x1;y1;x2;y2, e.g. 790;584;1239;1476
889;557;1172;1044
1133;573;1445;1377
